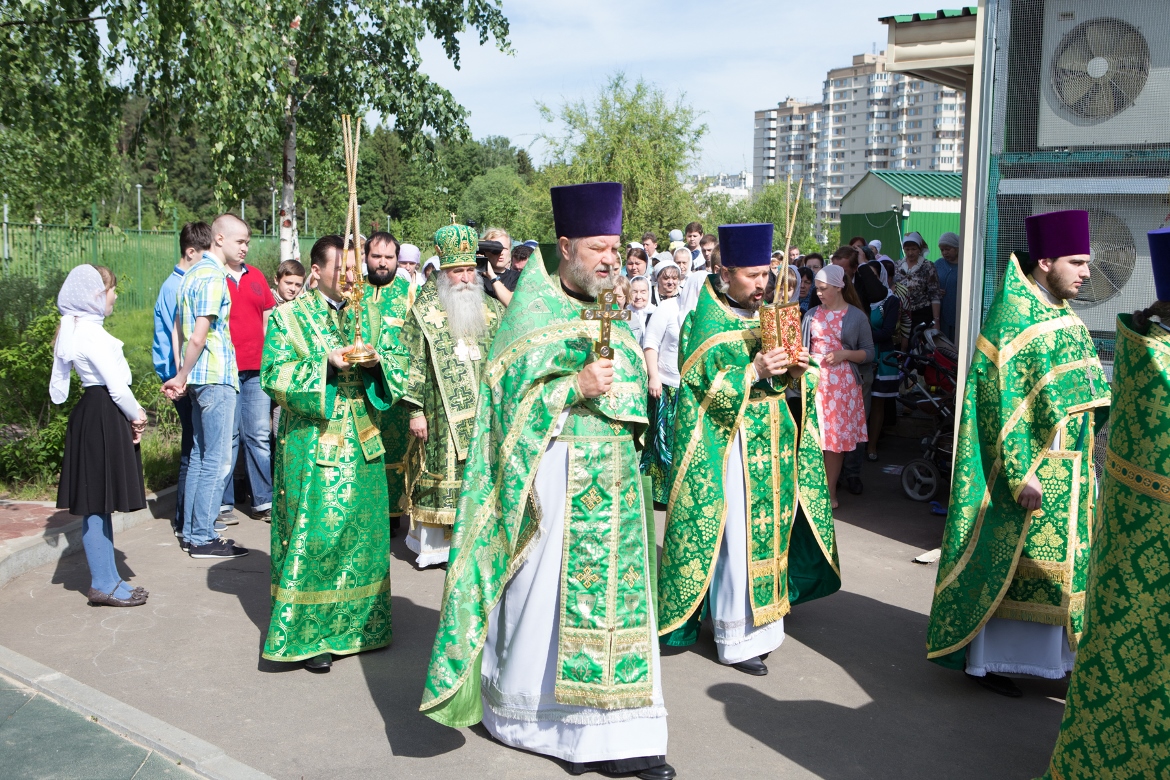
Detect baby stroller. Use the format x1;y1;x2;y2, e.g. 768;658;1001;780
883;327;959;503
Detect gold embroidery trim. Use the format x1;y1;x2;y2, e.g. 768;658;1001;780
271;575;391;605
1105;448;1170;503
976;315;1082;369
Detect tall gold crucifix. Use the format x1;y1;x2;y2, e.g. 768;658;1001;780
580;289;630;359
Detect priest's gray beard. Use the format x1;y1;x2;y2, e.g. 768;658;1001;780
436;272;490;342
561;240;615;299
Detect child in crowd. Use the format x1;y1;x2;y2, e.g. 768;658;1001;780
611;275;631;309
272;259;306;304
269;259;306;448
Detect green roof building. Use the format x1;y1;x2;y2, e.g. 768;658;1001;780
839;170;962;260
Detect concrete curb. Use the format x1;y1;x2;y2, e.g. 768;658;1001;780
0;644;275;780
0;486;177;591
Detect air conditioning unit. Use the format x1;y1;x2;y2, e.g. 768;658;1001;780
1031;192;1169;333
1037;2;1170;148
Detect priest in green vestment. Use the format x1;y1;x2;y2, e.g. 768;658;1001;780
260;235;409;672
401;223;504;568
421;183;674;780
927;210;1110;697
658;222;840;677
363;231;416;535
1040;228;1170;780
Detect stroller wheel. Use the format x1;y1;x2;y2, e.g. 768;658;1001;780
902;458;941;502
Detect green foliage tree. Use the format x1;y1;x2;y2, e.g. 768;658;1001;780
539;73;706;238
697;181;826;255
458;166;550;241
0;5;125;220
2;1;510;258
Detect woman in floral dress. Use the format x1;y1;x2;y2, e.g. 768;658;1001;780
801;264;875;509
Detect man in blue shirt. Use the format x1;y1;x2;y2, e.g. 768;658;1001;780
935;231;961;342
152;222;211;540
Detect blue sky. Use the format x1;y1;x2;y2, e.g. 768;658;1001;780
415;0;901;175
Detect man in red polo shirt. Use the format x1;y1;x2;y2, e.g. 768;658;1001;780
222;223;277;521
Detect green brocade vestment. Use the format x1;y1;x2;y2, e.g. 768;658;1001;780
1041;316;1170;780
658;279;840;636
401;278;504;526
927;257;1110;667
368;277;415;517
420;257;653;727
260;289;409;662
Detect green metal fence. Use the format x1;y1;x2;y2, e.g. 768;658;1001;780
0;218;310;311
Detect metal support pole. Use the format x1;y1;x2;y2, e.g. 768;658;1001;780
271;189;277;237
241;200;245;222
136;184;143;231
305;205;309;236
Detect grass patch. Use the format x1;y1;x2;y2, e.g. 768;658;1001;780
142;428;181;494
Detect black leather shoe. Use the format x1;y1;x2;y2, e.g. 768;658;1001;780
731;656;768;676
305;653;332;672
966;671;1022;697
638;764;676;780
844;476;863;495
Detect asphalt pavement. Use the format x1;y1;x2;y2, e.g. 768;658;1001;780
0;439;1068;780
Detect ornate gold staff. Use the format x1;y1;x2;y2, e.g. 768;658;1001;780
759;176;803;364
339;114;377;364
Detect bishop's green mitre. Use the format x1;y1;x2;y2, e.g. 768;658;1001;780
433;223;478;269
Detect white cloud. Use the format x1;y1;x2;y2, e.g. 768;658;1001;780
413;0;896;174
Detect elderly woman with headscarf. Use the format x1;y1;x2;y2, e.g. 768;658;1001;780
50;264;150;607
801;264;874;510
895;231;942;333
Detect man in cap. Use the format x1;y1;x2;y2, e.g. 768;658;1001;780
364;231;415;538
1042;227;1170;778
422;183;673;779
401;223;504;568
926;210;1110;696
658;223;840;676
260;235;409;671
935;232;961;342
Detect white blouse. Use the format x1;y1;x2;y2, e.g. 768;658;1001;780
643;296;682;388
60;320;142;422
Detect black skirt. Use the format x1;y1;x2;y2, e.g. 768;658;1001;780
57;386;146;516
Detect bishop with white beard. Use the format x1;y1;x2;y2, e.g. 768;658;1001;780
401;223;504;568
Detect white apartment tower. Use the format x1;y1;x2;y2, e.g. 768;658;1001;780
754;52;965;226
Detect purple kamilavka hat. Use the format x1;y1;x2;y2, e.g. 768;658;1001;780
1025;209;1090;262
550;183;623;238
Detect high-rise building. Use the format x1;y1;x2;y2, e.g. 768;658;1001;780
754;52;965;228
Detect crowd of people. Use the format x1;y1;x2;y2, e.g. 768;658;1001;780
43;181;1166;779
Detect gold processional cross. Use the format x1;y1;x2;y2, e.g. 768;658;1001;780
580;289;630;359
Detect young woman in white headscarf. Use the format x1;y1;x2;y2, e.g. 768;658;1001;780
51;265;150;607
801;263;874;510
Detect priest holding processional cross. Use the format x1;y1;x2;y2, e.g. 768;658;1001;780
657;222;841;676
260;114;410;673
422;182;675;780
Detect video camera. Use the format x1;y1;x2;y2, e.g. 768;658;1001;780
476;240;504;269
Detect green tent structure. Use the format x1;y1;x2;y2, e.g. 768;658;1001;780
839;171;962;260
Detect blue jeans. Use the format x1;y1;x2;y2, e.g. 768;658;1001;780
221;371;273;511
82;514;118;594
172;394;194;530
184;383;237;547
